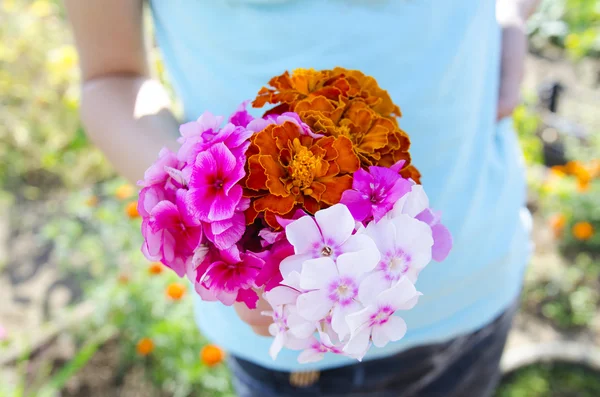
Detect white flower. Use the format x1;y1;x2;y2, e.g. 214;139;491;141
343;277;421;360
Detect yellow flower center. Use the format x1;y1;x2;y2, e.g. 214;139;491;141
290;138;319;190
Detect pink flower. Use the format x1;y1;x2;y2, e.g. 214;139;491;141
340;166;411;223
416;209;453;262
280;204;377;277
142;190;203;277
138;185;166;218
343;277;420;360
177;112;224;163
264;286;315;359
295;246;380;341
388;185;453;262
229;100;254;128
198;245;264;308
254;240;294;291
297;332;343;364
138;148;181;188
360;215;433;292
186;143;245;222
204;198;250;250
0;325;7;341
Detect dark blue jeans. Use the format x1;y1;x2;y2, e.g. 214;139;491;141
229;302;517;397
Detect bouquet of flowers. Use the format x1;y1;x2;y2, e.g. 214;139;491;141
138;68;452;363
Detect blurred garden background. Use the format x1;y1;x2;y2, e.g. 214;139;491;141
0;0;599;396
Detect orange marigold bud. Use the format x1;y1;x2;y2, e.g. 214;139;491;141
126;201;140;219
136;337;154;356
148;262;163;275
115;184;135;200
548;213;566;238
166;283;186;300
201;344;224;366
572;221;594;241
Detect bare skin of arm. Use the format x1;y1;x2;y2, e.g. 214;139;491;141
65;0;179;184
496;0;541;119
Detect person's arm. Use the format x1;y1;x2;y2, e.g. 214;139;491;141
65;0;180;184
496;0;541;120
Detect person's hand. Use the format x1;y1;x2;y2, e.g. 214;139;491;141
234;293;274;337
497;17;527;120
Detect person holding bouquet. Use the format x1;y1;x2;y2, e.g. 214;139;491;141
65;0;539;395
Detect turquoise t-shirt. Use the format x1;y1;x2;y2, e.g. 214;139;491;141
150;0;532;371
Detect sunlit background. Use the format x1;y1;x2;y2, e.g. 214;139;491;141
0;0;599;396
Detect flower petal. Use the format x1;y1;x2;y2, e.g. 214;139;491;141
264;286;299;307
269;332;286;360
336;247;380;279
285;216;322;254
377;277;420;310
314;204;355;247
371;316;406;348
331;301;362;341
296;290;334;321
208;185;243;221
299;257;338;290
431;223;453;262
342;325;371;360
298;348;325;364
340;190;371;222
358;272;391;306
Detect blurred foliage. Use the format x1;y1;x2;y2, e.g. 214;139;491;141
523;253;600;330
38;182;233;396
529;0;600;58
496;362;600;397
0;0;114;194
513;100;544;166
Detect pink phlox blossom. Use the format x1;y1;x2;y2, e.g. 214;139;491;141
343;277;421;360
198;245;264;308
340;166;411;223
186;142;245;222
295;244;380;341
360;215;433;291
280;204;377;278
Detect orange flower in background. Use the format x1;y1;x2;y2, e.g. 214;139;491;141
166;283;186;300
125;201;140;219
243;121;360;228
148;262;163;275
118;273;130;285
572;222;594;241
201;344;224;366
589;159;600;178
136;337;154;356
252;68;420;182
115;184;135;200
548;213;566;238
84;195;99;207
549;165;566;178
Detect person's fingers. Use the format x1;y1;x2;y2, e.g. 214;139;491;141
251;324;272;337
233;293;275;337
497;23;527;120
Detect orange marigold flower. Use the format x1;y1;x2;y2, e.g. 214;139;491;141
549;165;566;178
115;184;135;200
252;68;419;181
117;273;129;285
548;213;566;238
243;121;360;228
572;222;594;241
136;337;154;356
125;201;140;219
84;195;99;207
166;282;186;300
148;262;163;275
589;159;600;178
201;344;224;366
